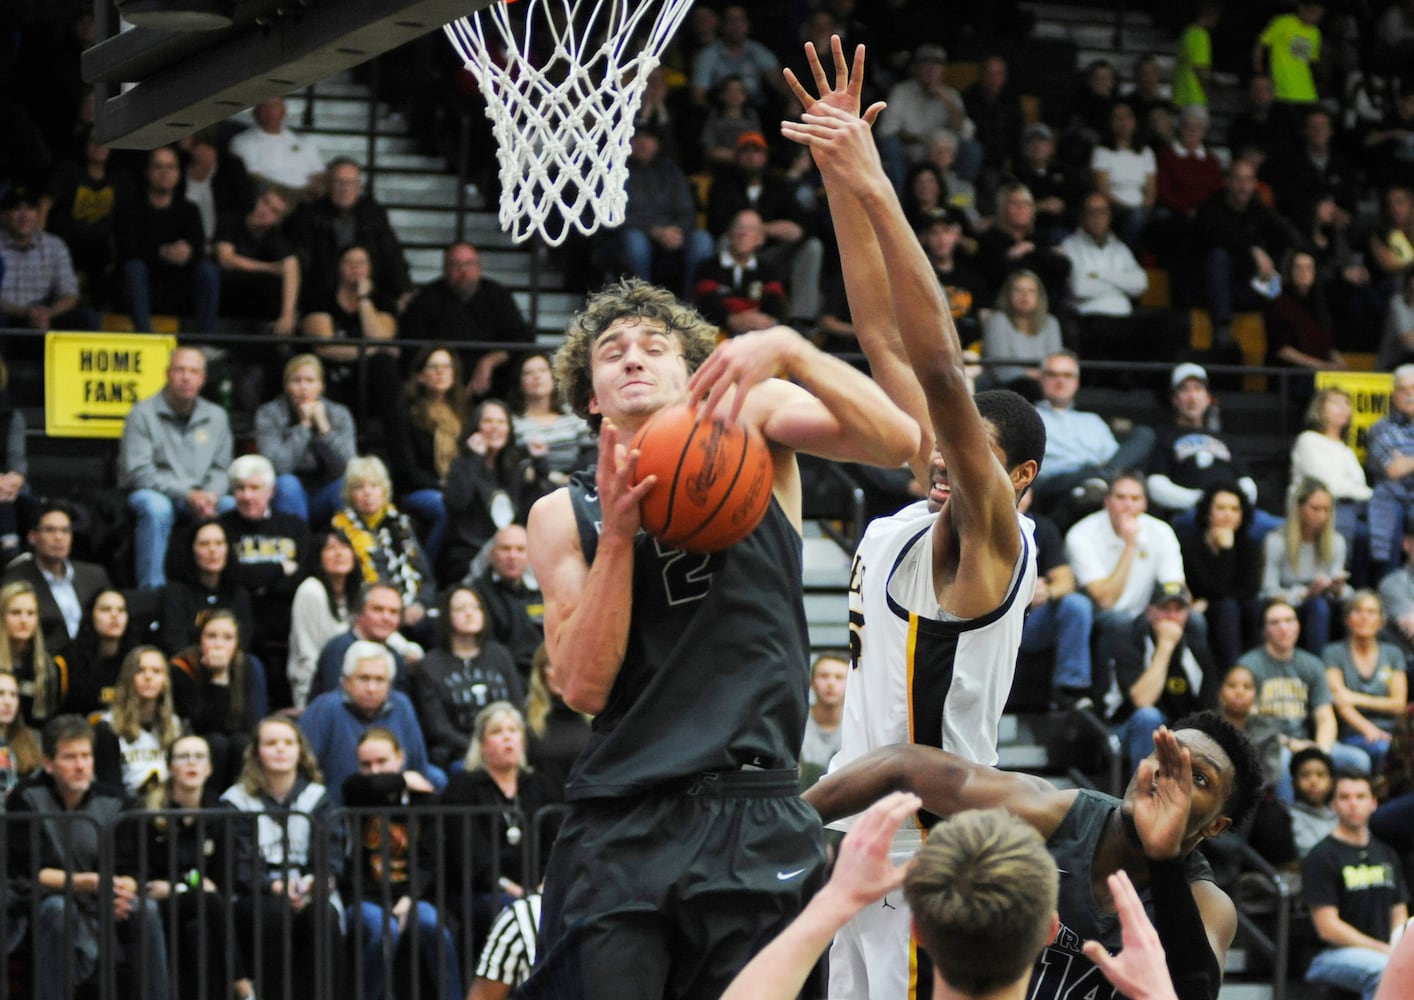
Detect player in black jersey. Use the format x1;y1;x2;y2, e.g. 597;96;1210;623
519;277;917;999
720;793;1182;1000
805;711;1264;1000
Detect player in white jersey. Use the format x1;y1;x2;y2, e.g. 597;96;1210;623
783;40;1048;999
843;502;1037;769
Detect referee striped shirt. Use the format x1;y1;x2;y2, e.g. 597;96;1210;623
474;893;542;986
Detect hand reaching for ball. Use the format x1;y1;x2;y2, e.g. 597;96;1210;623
597;420;656;543
687;326;803;426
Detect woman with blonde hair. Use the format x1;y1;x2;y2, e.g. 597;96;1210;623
254;352;358;526
1261;478;1348;652
392;343;468;565
441;701;561;942
524;643;590;796
332;455;435;629
0;579;64;725
979;270;1062;396
0;671;42;797
976;182;1071;303
1322;590;1407;777
221;715;343;1000
1289;385;1371;582
94;645;183;795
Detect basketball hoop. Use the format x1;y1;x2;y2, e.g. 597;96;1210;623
445;0;697;246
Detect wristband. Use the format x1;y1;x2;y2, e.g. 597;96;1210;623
1146;856;1220;1000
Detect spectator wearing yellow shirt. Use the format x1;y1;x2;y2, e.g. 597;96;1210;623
1253;1;1324;110
1173;3;1221;108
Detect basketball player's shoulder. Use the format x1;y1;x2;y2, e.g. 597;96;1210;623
866;500;934;536
527;486;582;559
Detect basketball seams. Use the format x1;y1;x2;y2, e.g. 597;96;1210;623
660;415;693;542
676;422;752;550
630;404;772;552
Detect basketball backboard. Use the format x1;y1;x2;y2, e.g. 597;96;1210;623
86;0;494;148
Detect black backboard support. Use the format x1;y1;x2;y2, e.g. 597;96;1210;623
86;0;495;148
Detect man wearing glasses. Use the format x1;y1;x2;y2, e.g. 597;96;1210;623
1030;350;1155;525
3;500;111;651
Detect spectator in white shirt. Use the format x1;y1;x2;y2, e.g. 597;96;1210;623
1089;100;1156;248
877;44;980;192
1065;470;1203;710
229;97;326;201
1061;192;1183;383
1288;386;1372;583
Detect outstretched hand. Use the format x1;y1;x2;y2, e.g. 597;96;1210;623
780;37;887;182
826;791;922;910
783;36;883;124
1082;871;1179;1000
1132;726;1192;860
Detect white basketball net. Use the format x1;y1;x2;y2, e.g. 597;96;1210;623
445;0;697;246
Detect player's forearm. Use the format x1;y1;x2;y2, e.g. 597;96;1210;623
549;535;636;715
719;886;857;1000
1148;860;1222;1000
854;178;969;394
826;183;931;480
777;337;919;468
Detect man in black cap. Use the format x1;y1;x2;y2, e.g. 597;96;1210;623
1109;580;1220;771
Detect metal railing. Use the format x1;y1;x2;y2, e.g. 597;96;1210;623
0;801;564;1000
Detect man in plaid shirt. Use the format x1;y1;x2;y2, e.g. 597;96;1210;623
1367;364;1414;577
0;187;98;332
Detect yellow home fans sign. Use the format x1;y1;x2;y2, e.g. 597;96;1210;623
45;332;177;438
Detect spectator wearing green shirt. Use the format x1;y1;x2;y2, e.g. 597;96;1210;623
1173;3;1221;108
1253;1;1324;109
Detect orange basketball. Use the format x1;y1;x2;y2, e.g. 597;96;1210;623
630;403;773;553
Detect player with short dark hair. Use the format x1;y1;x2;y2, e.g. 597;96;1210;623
805;711;1264;1000
781;39;1046;996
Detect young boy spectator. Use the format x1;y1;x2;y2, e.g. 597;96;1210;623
1290;746;1338;858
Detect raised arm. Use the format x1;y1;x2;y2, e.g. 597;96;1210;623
781;40;933;486
782;43;1026;583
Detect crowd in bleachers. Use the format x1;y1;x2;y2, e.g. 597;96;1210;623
2;0;1414;996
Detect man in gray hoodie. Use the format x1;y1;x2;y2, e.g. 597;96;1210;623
119;345;233;588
